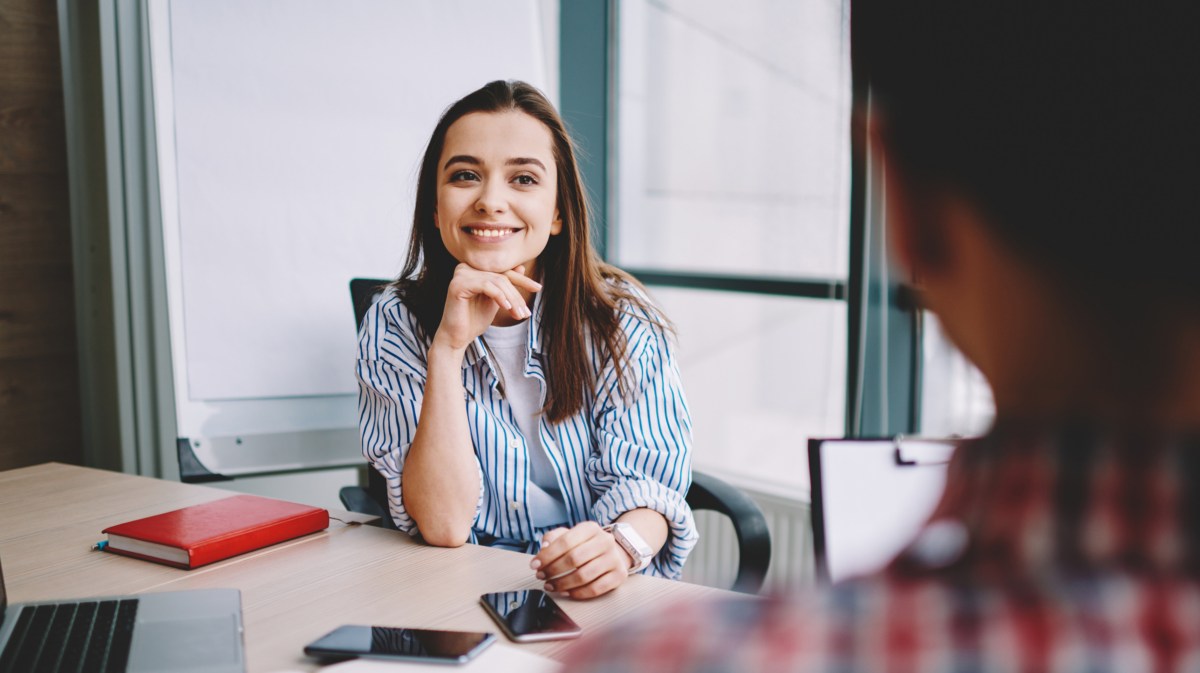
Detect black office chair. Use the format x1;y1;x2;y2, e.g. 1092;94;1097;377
340;278;772;593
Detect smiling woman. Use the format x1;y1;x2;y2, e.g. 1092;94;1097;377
356;81;697;600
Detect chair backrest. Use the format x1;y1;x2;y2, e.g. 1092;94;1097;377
344;277;771;591
351;277;392;331
350;278;398;529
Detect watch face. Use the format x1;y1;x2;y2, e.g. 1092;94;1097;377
613;524;653;560
628;535;653;557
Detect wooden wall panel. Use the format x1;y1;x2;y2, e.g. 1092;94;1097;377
0;0;84;469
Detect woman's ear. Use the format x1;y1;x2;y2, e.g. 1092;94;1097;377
550;208;562;235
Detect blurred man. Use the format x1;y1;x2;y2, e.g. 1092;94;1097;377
564;3;1200;670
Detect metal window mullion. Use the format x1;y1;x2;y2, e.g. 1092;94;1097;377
845;14;870;437
560;0;612;259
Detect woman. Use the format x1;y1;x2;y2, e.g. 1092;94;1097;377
357;80;696;599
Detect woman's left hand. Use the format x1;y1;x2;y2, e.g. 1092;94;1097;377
530;522;632;599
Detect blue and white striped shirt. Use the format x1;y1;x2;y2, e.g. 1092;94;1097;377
357;283;698;579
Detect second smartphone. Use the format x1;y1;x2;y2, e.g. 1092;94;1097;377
304;625;495;664
480;589;583;642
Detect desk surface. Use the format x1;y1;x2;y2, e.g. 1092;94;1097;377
0;463;732;672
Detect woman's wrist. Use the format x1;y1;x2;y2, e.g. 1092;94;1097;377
428;338;469;364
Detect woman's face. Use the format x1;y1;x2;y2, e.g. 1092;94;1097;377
434;110;561;278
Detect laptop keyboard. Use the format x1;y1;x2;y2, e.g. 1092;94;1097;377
1;598;138;673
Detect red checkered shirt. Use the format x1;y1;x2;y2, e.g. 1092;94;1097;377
563;423;1200;672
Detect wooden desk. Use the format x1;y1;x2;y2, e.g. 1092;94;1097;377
0;463;733;672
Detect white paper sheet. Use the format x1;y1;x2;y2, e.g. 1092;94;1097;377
816;439;956;582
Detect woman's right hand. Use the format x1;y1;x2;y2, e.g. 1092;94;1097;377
433;263;542;352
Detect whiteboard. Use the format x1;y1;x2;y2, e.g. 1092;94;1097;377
809;439;957;583
148;0;551;468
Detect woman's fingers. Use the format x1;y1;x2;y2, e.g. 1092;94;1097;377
545;547;626;593
451;264;536;317
535;529;630;599
532;522;601;572
539;527;568;547
561;565;626;600
472;280;518;319
504;267;544;294
496;277;529;320
531;521;631;592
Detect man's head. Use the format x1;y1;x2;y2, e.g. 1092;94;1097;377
857;4;1200;420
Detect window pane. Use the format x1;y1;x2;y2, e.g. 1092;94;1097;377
651;287;846;496
615;0;851;279
919;313;995;437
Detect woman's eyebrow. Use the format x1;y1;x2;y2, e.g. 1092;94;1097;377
443;155;547;171
505;157;547;171
443;154;480;170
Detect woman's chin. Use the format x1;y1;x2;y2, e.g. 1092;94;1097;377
458;253;523;275
465;260;513;274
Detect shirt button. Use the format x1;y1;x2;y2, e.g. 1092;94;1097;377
510;501;521;511
509;440;520;450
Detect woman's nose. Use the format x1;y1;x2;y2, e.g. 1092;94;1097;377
474;180;507;214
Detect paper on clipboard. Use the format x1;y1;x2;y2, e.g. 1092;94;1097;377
810;438;958;584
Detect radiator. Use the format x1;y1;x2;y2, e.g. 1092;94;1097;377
682;489;815;593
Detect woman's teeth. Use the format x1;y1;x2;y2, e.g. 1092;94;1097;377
469;228;514;237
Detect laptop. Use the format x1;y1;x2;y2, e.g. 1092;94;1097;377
0;553;245;672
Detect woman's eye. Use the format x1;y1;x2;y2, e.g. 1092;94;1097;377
449;170;479;183
513;174;537;186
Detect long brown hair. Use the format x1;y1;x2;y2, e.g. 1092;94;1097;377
395;80;664;423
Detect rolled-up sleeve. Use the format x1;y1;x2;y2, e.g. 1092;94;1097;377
587;301;698;579
356;295;484;537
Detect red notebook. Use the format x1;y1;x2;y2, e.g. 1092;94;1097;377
101;494;329;569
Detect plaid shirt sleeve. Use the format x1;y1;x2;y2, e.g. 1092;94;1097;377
561;594;842;673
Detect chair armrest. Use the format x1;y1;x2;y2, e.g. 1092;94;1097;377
687;471;772;593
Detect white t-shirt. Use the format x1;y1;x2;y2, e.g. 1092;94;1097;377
483;320;569;528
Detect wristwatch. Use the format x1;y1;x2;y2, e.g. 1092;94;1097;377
603;523;654;574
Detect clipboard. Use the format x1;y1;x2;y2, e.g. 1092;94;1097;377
808;436;960;584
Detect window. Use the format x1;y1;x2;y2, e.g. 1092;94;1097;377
612;0;851;494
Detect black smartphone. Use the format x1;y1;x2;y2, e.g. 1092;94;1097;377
304;625;496;664
480;589;583;642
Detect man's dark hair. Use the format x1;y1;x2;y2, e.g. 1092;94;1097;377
855;4;1200;309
